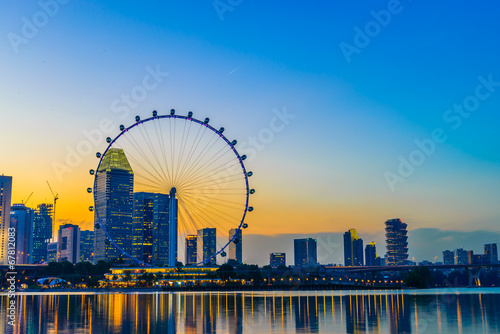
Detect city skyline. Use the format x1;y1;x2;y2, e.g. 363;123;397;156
3;177;499;266
1;2;500;266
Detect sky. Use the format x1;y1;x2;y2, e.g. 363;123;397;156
1;1;500;265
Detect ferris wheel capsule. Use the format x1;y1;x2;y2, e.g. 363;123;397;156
89;169;95;175
247;171;253;177
94;223;100;229
250;189;255;194
221;252;227;257
241;155;247;160
89;206;94;212
152;110;158;117
106;137;111;143
87;188;92;193
120;125;125;131
248;207;254;212
170;109;175;115
204;118;210;124
135;116;140;122
233;238;240;244
242;223;248;229
231;140;237;146
96;152;101;158
218;127;224;134
187;111;193;118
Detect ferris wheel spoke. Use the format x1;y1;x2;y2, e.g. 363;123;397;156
178;194;235;234
180;190;245;209
134;180;165;193
174;119;190;185
180;173;244;192
178;192;243;222
176;121;204;180
177;158;243;190
125;153;170;190
137;120;172;187
119;130;167;186
176;123;209;184
176;130;222;185
177;198;204;236
175;125;220;183
176;139;232;187
155;119;175;186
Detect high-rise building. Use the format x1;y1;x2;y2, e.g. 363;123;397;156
10;204;34;264
228;228;242;264
57;224;80;263
344;229;364;266
385;218;408;266
365;242;377;266
185;235;197;265
46;242;58;263
32;204;53;263
467;250;474;265
294;238;317;266
443;250;454;265
132;191;176;266
80;230;94;263
484;244;498;264
270;253;286;268
0;175;13;265
94;148;134;263
454;248;468;265
197;228;216;265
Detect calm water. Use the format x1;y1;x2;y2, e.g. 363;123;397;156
1;288;500;333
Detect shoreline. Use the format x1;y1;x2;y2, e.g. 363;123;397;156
2;286;500;296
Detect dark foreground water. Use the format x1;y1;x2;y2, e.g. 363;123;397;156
1;288;500;333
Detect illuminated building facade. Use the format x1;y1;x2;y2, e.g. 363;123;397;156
385;218;408;266
0;175;12;264
294;238;317;266
10;203;34;264
57;224;80;264
197;228;216;265
484;243;498;264
94;148;134;263
46;242;58;263
270;252;286;268
185;235;197;265
365;242;377;267
344;229;364;266
32;203;53;263
132;192;174;266
80;230;94;263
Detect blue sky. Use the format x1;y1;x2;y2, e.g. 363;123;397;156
1;1;499;264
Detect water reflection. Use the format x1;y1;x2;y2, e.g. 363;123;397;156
1;289;500;333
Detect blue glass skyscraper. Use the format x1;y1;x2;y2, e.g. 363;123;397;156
32;203;53;263
10;204;34;264
94;148;134;263
133;191;177;266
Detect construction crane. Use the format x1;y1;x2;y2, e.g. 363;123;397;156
22;192;33;206
46;181;59;237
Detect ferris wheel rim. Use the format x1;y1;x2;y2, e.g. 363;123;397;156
92;111;251;267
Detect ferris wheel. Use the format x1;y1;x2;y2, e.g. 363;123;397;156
88;109;254;266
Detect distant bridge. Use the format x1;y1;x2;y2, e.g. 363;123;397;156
324;263;500;287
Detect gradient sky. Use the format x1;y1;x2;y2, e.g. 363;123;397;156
1;1;499;264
